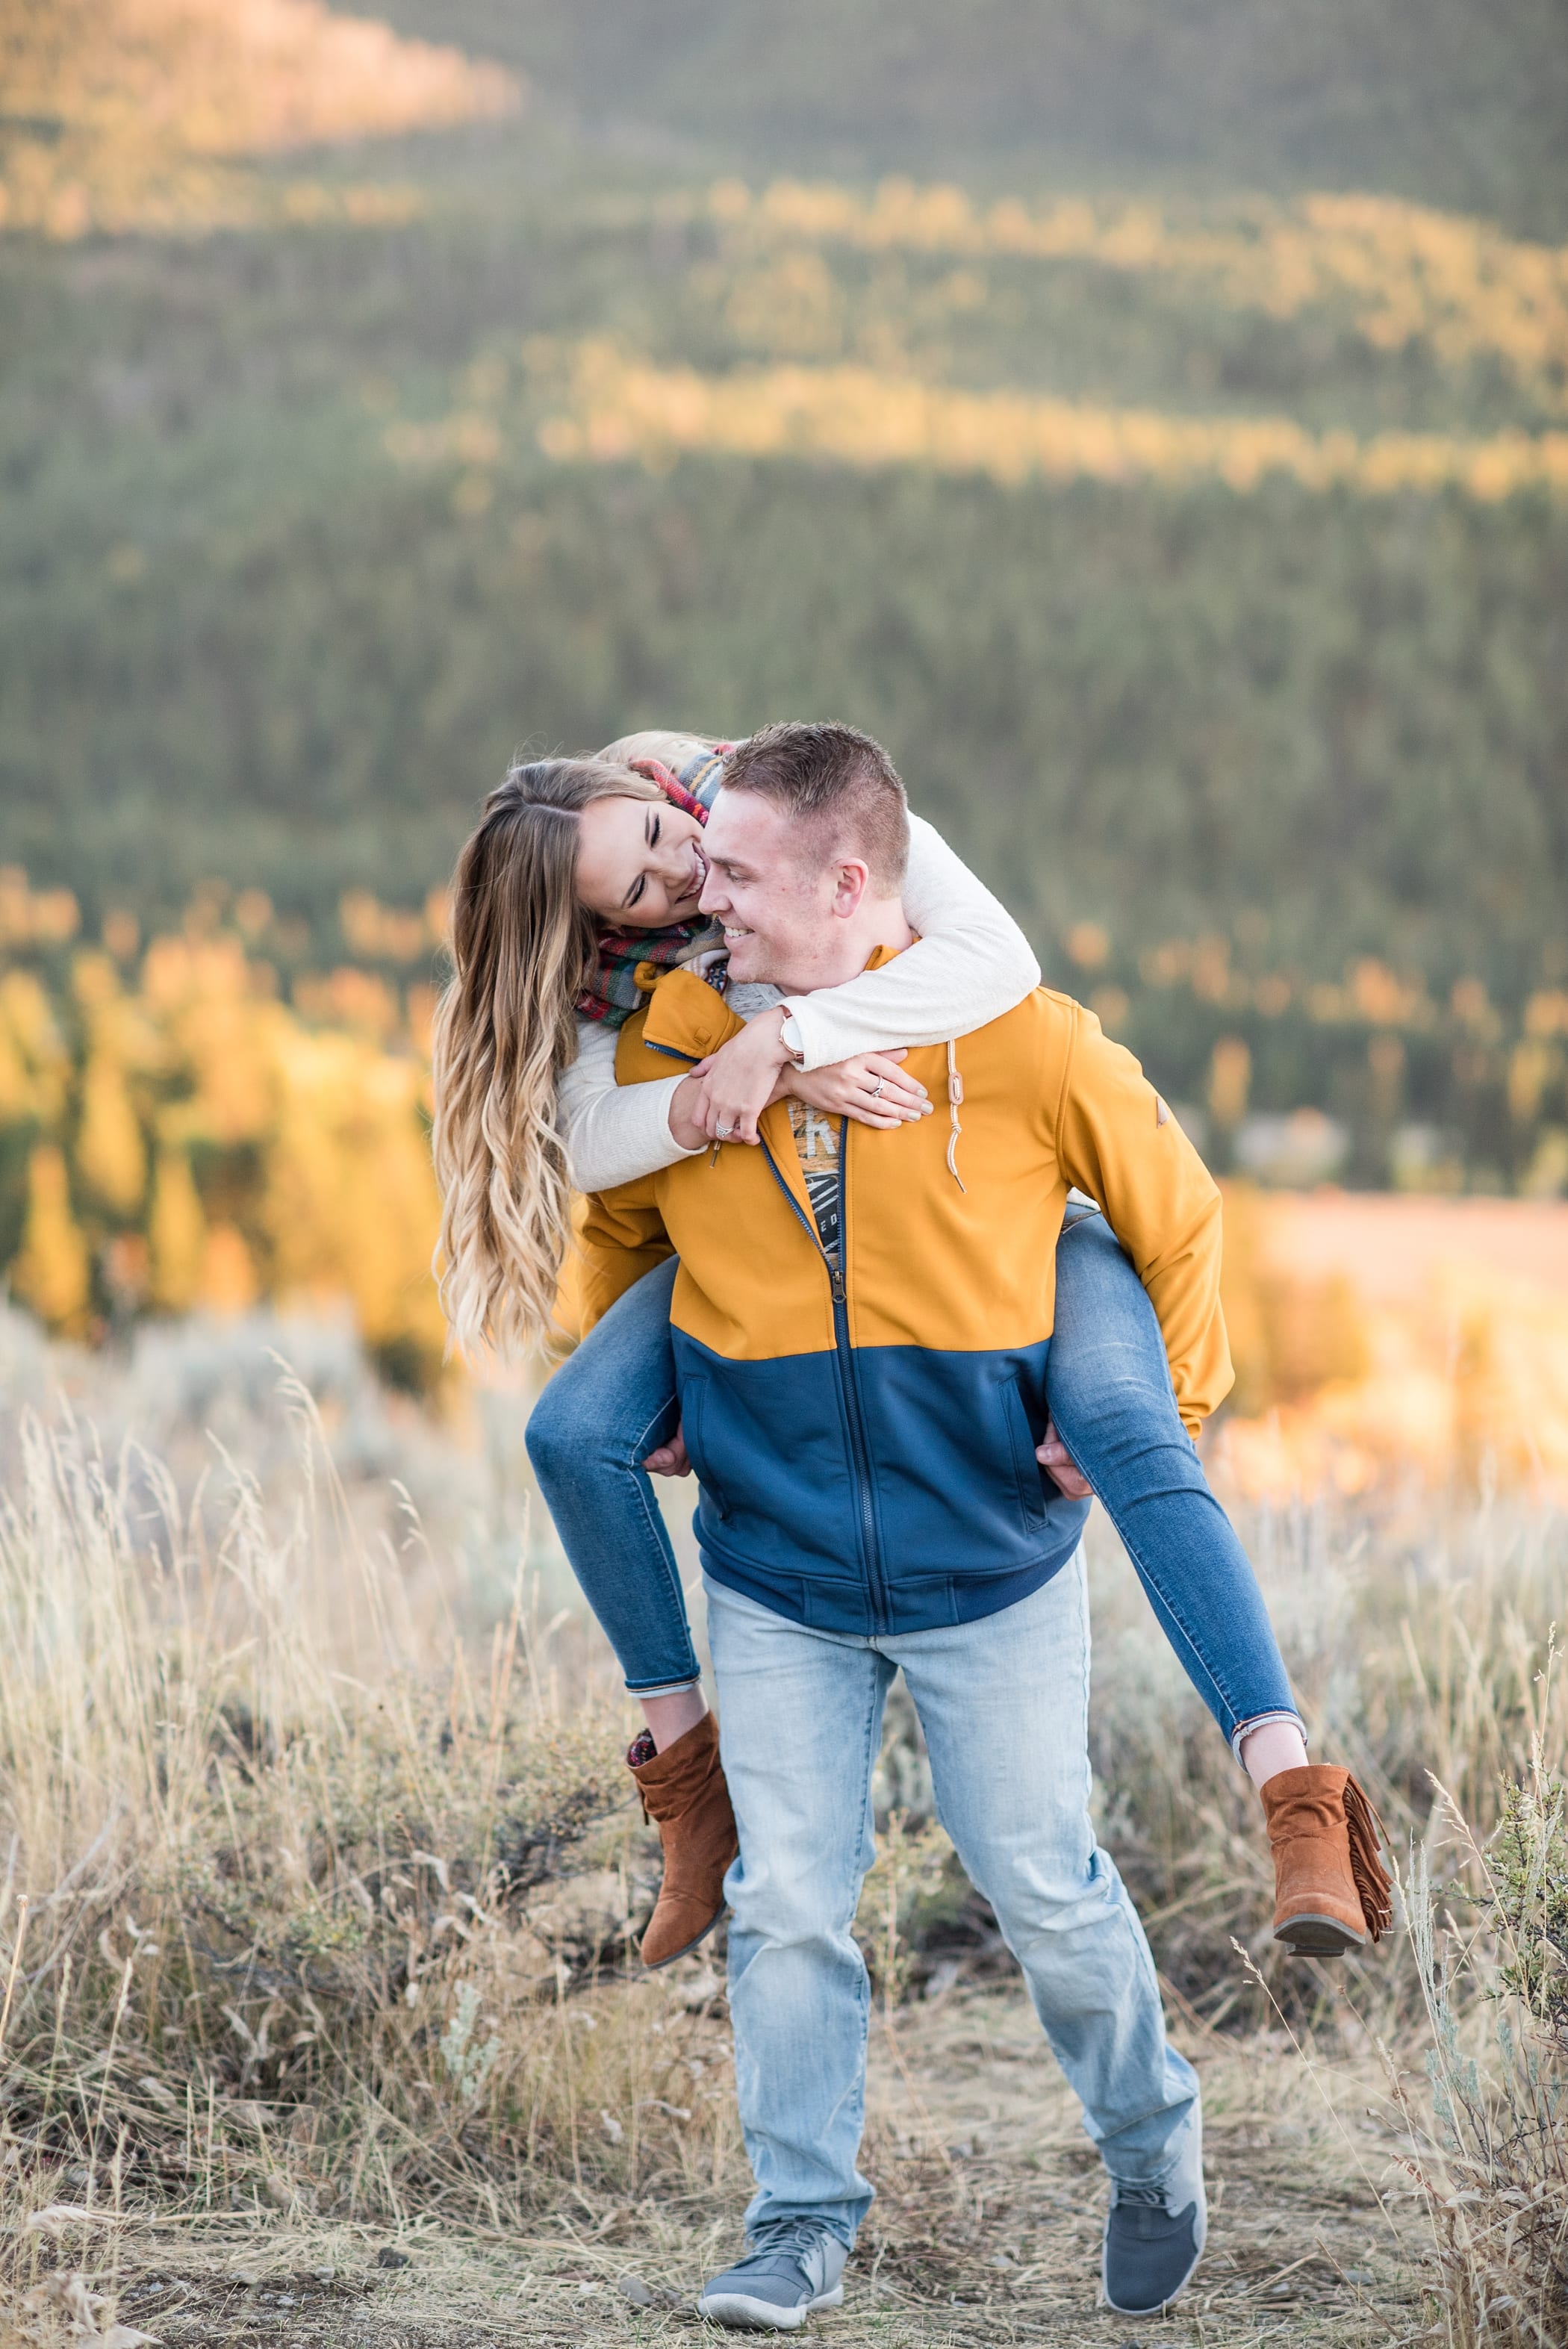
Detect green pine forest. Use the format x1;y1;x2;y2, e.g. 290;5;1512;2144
3;0;1567;1190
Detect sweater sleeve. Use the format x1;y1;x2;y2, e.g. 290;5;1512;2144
1051;1002;1235;1435
777;814;1040;1071
557;1015;703;1193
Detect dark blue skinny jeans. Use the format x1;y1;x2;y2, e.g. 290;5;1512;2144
525;1207;1300;1757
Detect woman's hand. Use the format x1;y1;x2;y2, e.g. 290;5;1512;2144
786;1051;931;1131
667;1071;712;1153
1036;1419;1093;1499
673;1019;934;1151
691;1009;795;1145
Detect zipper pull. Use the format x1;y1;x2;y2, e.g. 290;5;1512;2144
830;1263;846;1303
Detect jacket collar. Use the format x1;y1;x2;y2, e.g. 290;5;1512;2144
642;967;745;1061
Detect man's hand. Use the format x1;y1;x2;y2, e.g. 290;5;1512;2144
786;1052;930;1131
643;1422;691;1476
1036;1419;1093;1499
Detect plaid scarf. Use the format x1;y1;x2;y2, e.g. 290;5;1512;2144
577;747;730;1028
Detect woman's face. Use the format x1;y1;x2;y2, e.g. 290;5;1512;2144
575;793;709;929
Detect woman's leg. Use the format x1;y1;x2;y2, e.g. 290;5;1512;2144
526;1256;702;1737
526;1257;736;1967
1043;1208;1304;1784
1044;1210;1394;1958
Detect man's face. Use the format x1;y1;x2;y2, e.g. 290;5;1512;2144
698;790;839;989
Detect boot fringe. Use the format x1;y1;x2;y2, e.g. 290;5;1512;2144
1343;1775;1394;1941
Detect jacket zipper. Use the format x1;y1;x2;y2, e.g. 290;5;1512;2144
832;1123;889;1628
640;1026;889;1624
757;1119;889;1631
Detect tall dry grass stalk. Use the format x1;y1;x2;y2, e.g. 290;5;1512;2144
0;1387;741;2292
1397;1765;1568;2345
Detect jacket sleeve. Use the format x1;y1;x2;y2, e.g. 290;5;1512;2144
1051;1004;1233;1435
573;1174;675;1340
777;815;1040;1069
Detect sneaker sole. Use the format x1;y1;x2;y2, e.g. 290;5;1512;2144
697;2283;844;2330
1275;1911;1366;1956
641;1902;726;1973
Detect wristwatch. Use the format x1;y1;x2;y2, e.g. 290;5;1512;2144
779;1007;806;1066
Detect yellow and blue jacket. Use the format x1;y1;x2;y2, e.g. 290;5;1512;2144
576;958;1233;1638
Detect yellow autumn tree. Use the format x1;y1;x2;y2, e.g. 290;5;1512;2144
0;969;69;1130
12;1145;90;1333
148;1145;206;1312
260;1030;445;1384
76;1048;147;1214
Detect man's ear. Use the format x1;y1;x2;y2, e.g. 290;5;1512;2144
828;859;871;919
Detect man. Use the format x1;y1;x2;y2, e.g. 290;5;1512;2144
577;722;1230;2330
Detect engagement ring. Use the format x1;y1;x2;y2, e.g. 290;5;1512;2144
870;1076;884;1098
716;1122;735;1139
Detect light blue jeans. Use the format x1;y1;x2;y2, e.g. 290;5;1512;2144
526;1206;1301;1753
707;1558;1201;2246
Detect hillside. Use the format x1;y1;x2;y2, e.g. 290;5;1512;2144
375;0;1568;238
1;0;1566;1192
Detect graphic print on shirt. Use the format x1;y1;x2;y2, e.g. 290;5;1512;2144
787;1099;841;1267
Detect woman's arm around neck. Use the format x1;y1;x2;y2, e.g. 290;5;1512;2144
557;1017;706;1195
778;813;1039;1071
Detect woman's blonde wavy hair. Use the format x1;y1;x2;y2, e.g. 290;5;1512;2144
431;735;719;1358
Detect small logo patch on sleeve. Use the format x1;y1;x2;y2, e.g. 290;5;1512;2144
1156;1097;1171;1127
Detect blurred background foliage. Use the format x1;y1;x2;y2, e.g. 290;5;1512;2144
3;0;1568;1372
0;883;447;1383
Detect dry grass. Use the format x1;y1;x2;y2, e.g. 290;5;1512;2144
0;1996;1439;2347
0;1378;741;2285
0;1325;1564;2344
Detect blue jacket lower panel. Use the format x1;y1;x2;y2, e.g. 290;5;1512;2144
673;1329;1090;1637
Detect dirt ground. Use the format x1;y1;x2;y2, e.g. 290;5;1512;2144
21;1983;1434;2349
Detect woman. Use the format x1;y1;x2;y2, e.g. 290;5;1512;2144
432;734;1390;1973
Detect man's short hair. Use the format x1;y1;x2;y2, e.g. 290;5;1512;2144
722;723;910;895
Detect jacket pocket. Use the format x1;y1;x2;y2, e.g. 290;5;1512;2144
1000;1375;1049;1535
680;1376;732;1520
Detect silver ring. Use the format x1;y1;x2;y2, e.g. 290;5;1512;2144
715;1122;734;1139
870;1076;883;1098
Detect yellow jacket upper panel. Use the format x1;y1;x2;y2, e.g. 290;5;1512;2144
577;962;1233;1436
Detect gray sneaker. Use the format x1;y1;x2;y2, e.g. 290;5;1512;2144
697;2219;848;2331
1102;2106;1207;2316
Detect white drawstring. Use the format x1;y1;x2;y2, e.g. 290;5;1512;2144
945;1040;966;1193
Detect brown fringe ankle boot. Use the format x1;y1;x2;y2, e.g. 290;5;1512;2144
1262;1765;1393;1956
628;1713;738;1970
